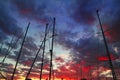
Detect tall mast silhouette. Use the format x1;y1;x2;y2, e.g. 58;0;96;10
25;40;44;80
0;33;16;80
96;10;117;80
1;31;24;80
1;31;23;65
1;33;15;64
40;24;48;80
25;24;48;80
49;18;55;80
11;23;30;80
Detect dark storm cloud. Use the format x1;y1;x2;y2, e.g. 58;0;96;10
0;48;10;56
71;36;106;64
0;0;120;79
7;35;38;64
112;60;120;68
97;1;120;44
56;30;79;49
56;27;119;67
24;37;38;51
5;41;19;50
2;63;14;73
71;0;120;26
105;19;120;43
4;36;19;50
12;0;50;23
70;0;102;25
54;0;120;67
11;41;46;67
0;0;23;46
113;42;120;55
0;4;22;36
14;47;33;59
0;30;8;42
93;0;120;68
10;48;32;64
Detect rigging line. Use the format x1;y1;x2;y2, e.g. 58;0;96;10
96;10;117;80
40;24;48;80
47;22;53;50
49;17;56;80
47;18;54;35
39;20;52;43
25;39;44;80
48;35;51;51
0;43;3;54
39;21;52;44
0;44;6;80
25;24;48;80
0;36;14;79
47;18;56;51
0;72;7;80
0;70;6;79
2;31;24;64
39;35;57;43
9;30;25;52
2;31;19;63
25;23;57;80
47;21;53;33
0;31;16;80
11;22;30;80
1;31;16;64
48;23;53;51
0;32;24;80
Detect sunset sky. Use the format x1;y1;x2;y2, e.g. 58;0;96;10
0;0;120;80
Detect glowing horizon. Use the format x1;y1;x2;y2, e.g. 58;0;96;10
0;0;120;80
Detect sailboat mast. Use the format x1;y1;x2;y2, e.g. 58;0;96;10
49;18;55;80
1;31;24;68
40;24;48;80
1;33;15;64
96;10;117;80
0;35;14;80
11;23;30;80
25;24;48;80
25;39;44;80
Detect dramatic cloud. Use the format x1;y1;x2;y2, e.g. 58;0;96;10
0;0;120;80
70;0;101;25
24;37;38;51
0;30;8;42
105;23;120;43
12;0;51;24
0;1;22;36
